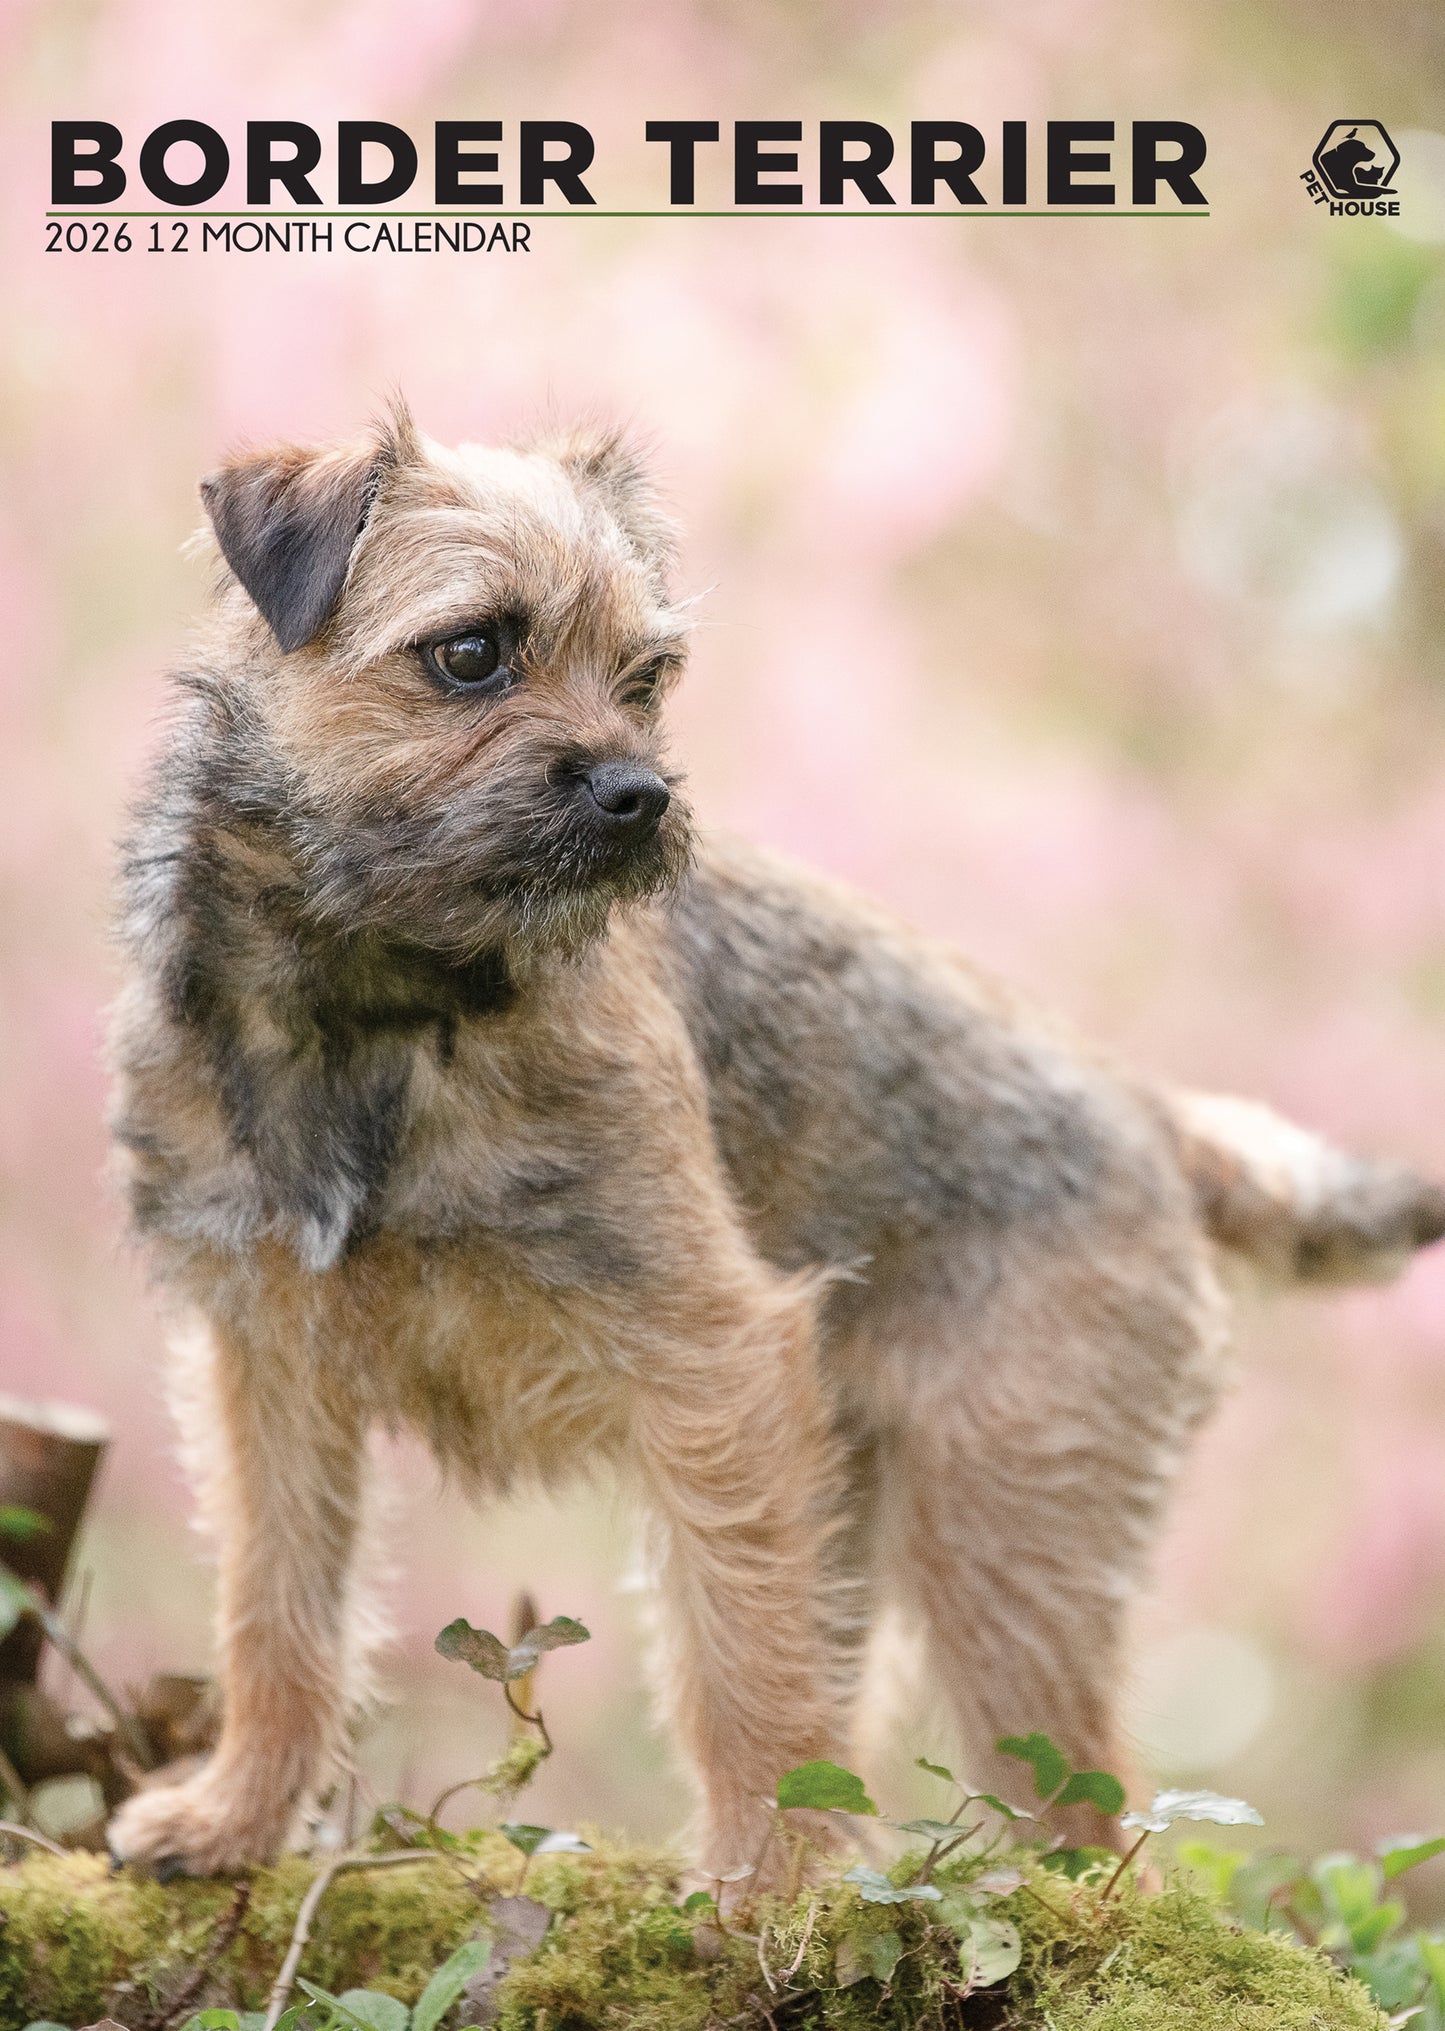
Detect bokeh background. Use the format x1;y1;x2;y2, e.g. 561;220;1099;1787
5;0;1445;1890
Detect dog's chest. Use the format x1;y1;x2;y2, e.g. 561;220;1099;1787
380;1033;648;1290
163;993;649;1289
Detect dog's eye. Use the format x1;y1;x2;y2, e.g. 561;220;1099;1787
621;657;675;709
427;630;505;689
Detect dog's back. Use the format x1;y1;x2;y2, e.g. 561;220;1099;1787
667;831;1445;1304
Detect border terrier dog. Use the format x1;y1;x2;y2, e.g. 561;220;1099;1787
106;403;1445;1880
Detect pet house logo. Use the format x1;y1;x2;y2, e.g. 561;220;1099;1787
1301;120;1400;215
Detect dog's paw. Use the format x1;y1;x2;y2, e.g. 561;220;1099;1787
106;1773;285;1877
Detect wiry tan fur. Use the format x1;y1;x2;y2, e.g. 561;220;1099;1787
105;404;1445;1881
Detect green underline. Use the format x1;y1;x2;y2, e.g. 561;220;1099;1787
46;207;1210;220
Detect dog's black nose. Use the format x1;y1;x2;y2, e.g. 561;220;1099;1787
585;762;671;832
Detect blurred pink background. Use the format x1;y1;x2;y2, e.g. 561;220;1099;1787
5;0;1445;1882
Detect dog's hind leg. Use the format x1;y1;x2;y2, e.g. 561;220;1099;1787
866;1230;1225;1850
107;1282;372;1874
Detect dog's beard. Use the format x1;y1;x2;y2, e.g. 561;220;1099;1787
294;784;695;963
494;783;694;957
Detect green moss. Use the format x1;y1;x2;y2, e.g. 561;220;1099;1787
1011;1874;1386;2031
0;1839;1387;2031
0;1850;481;2026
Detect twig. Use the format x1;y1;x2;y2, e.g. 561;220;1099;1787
780;1899;819;1984
917;1820;982;1885
148;1878;253;2030
502;1682;553;1753
1019;1879;1072;1924
425;1773;489;1827
1;1560;154;1768
0;1741;33;1823
262;1849;439;2030
0;1818;66;1857
756;1927;778;1993
1277;1893;1319;1948
55;1564;92;1713
706;1874;760;1947
1100;1830;1151;1904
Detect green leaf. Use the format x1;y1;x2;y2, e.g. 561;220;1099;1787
972;1793;1030;1821
866;1928;903;1984
1177;1841;1247;1902
1121;1789;1264;1835
1381;1835;1445;1881
1312;1852;1405;1955
966;1915;1023;1987
1055;1769;1126;1815
0;1507;51;1541
509;1616;590;1672
1228;1853;1307;1933
0;1569;33;1643
1353;1902;1406;1955
413;1938;492;2031
834;1930;868;1987
1419;1935;1445;2005
336;1992;410;2031
915;1756;955;1783
435;1618;514;1679
297;1983;406;2031
1351;1938;1430;2013
1314;1852;1384;1926
1040;1846;1114;1881
533;1830;591;1855
936;1888;981;1936
193;2016;243;2031
777;1759;878;1815
499;1822;553;1856
973;1866;1025;1897
682;1889;715;1913
295;1979;345;2014
996;1732;1070;1800
436;1614;589;1682
894;1817;968;1843
495;1823;588;1859
844;1864;942;1905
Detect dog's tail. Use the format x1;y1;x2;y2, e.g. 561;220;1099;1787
1168;1090;1445;1285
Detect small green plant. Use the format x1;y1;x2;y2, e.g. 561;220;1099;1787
10;1641;1438;2031
495;1821;591;1889
138;1938;491;2031
768;1751;1031;1992
0;1509;53;1645
418;1607;590;1839
0;1506;50;1543
996;1729;1128;1817
1182;1828;1445;2025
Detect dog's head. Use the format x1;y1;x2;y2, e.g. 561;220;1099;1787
195;403;695;961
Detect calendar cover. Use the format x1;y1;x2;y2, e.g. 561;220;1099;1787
3;3;1445;2019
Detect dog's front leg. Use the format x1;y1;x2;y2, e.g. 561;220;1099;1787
108;1304;369;1875
630;1269;845;1885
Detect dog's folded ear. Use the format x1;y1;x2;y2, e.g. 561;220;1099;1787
200;409;418;653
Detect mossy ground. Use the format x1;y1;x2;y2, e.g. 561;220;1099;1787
0;1835;1386;2031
